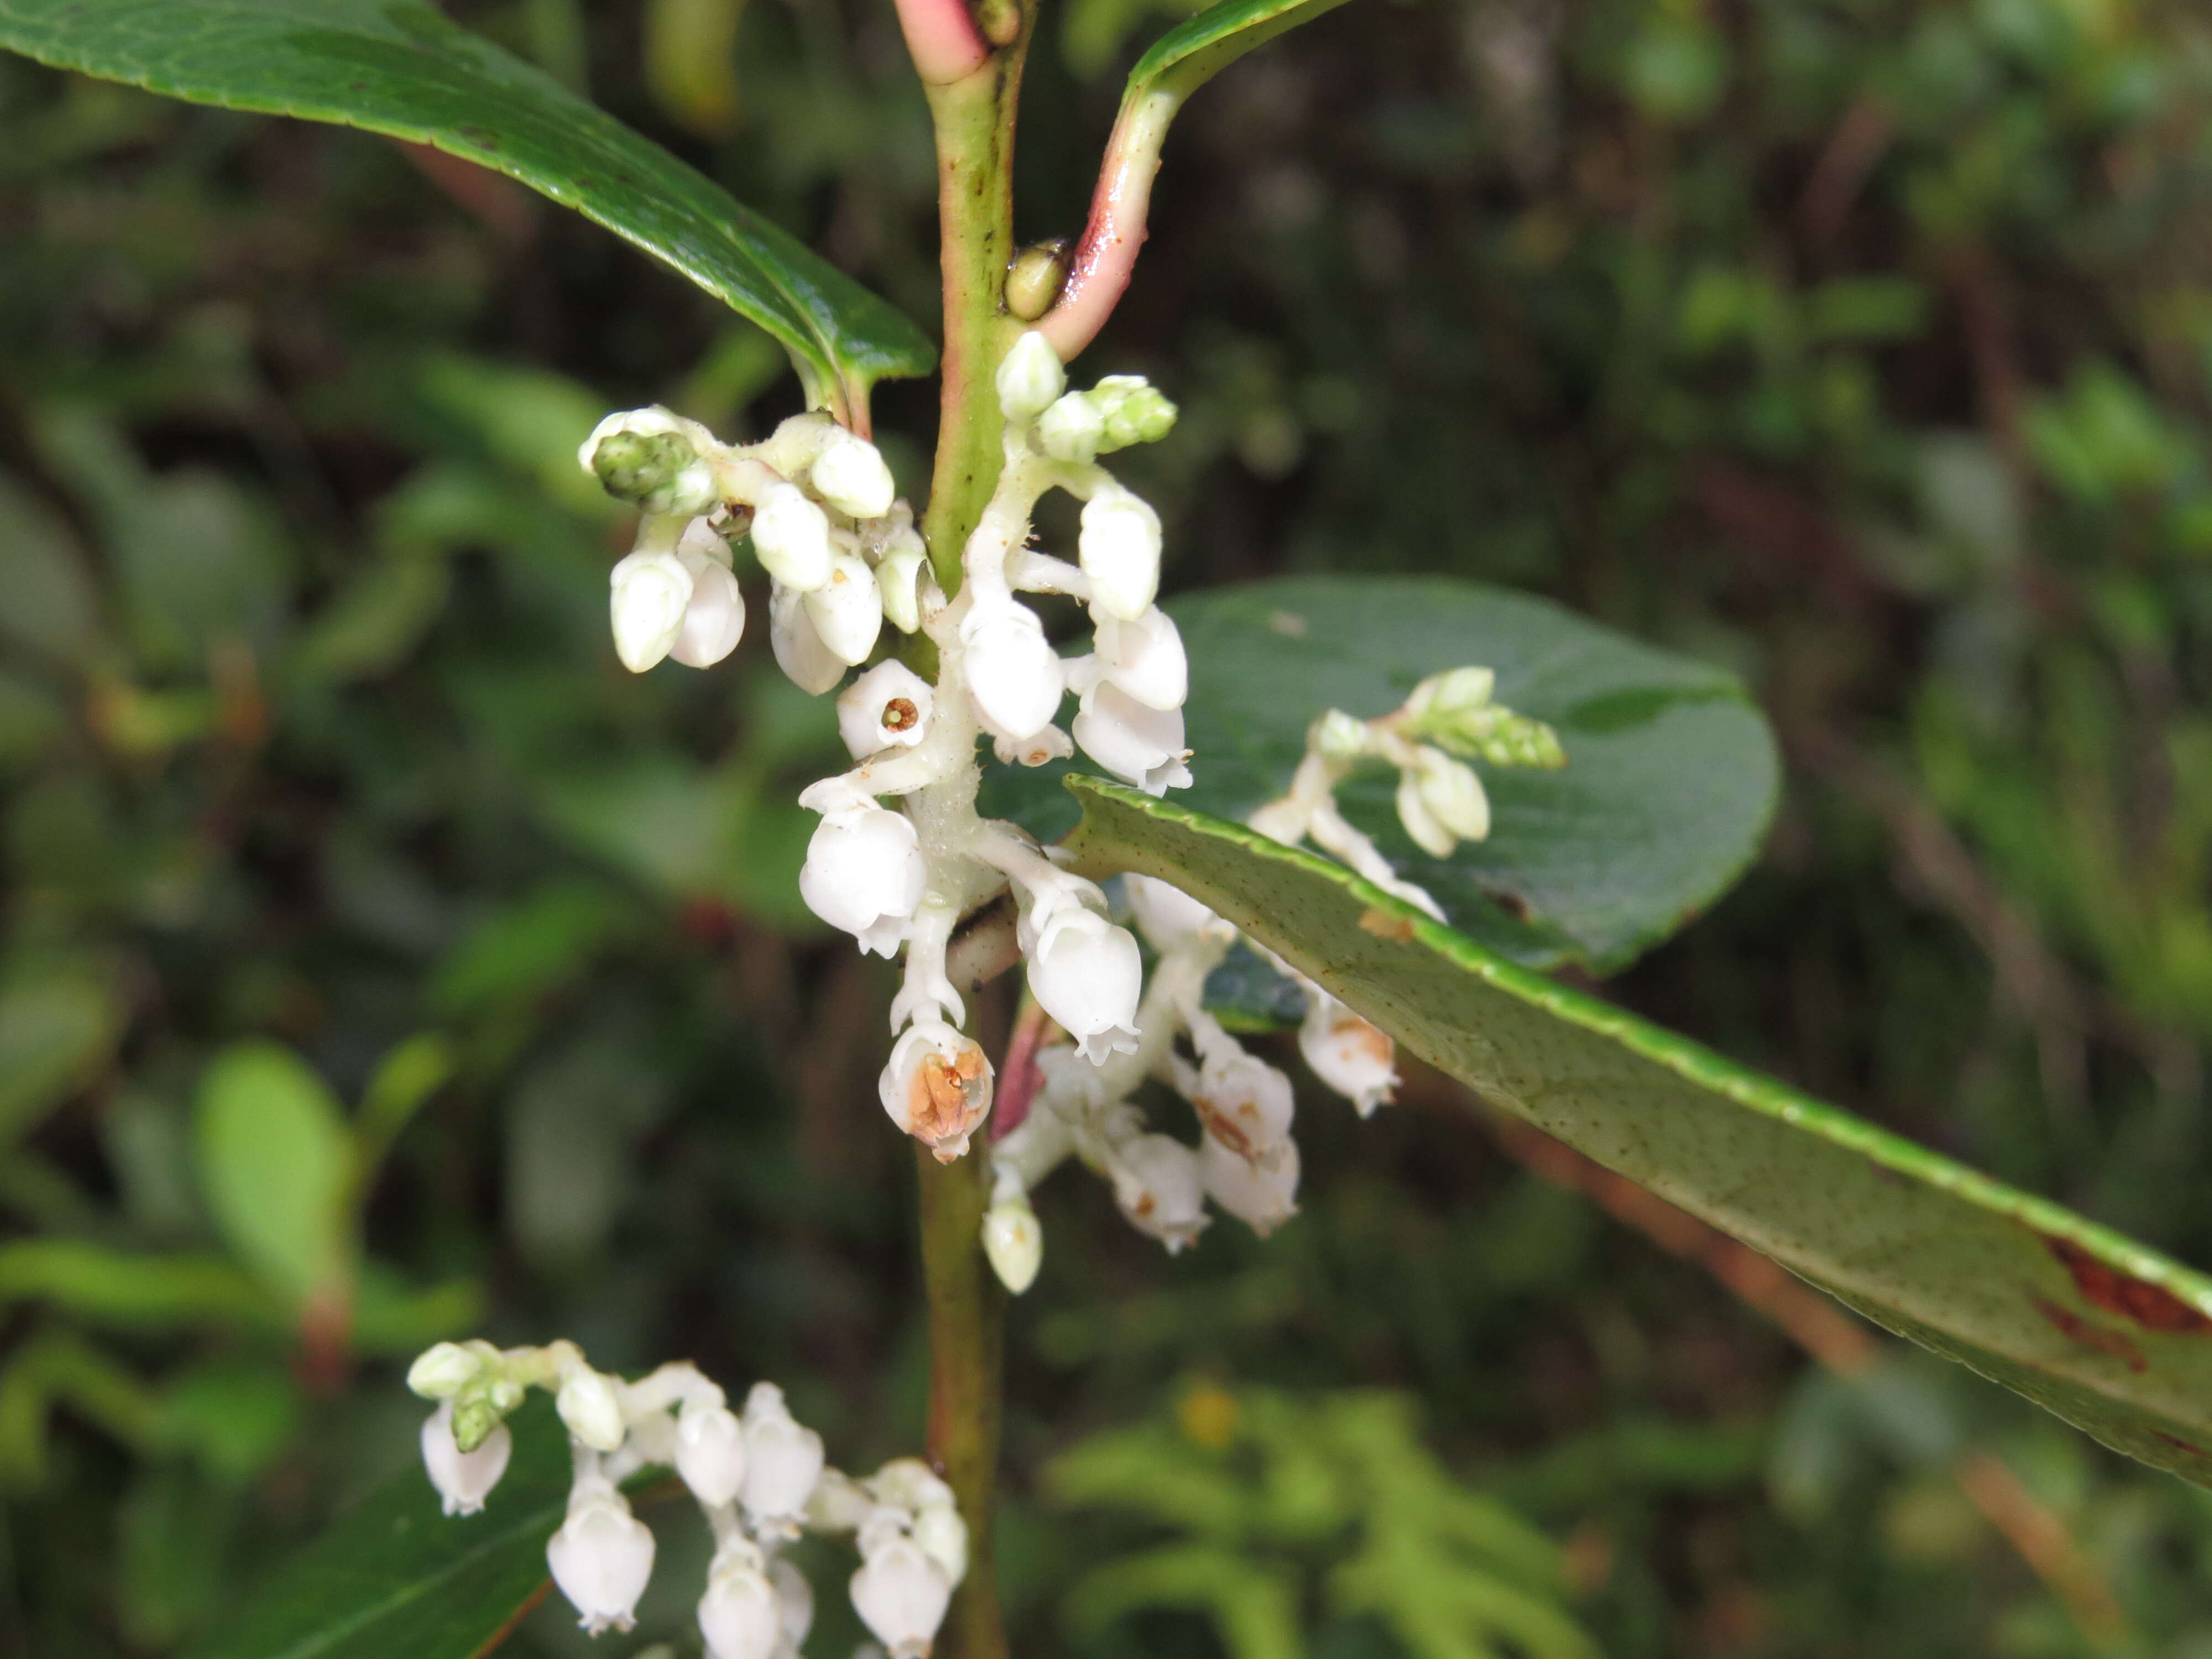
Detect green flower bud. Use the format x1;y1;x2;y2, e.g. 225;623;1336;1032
590;429;718;518
1091;375;1178;451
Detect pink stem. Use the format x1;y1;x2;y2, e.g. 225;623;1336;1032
1037;96;1170;362
894;0;992;85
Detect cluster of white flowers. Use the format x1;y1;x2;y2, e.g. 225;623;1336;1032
571;334;1561;1280
408;1339;966;1658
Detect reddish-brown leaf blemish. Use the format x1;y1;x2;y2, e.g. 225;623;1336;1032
2044;1237;2212;1334
2030;1294;2147;1372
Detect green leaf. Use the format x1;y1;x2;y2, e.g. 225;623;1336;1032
0;0;932;415
182;1401;574;1659
195;1044;354;1306
0;969;124;1146
990;576;1778;973
0;1240;278;1332
1067;1543;1306;1659
1125;0;1355;105
1063;778;2212;1489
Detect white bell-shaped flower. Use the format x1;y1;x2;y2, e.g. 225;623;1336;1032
959;598;1065;742
880;1019;994;1162
878;542;928;634
675;1400;748;1508
1078;484;1162;622
1109;1133;1209;1252
1027;904;1142;1063
912;1502;969;1587
800;805;926;957
1123;874;1225;953
547;1485;656;1634
805;549;885;666
1092;607;1187;711
1193;1051;1295;1160
851;1537;953;1659
1073;681;1192;796
995;330;1066;424
770;582;850;696
838;660;935;758
740;1384;827;1535
1298;995;1397;1118
700;1559;782;1659
1201;1135;1300;1237
1410;746;1490;845
811;430;897;519
671;551;747;668
773;1557;816;1650
1037;392;1105;464
752;483;833;592
869;1458;955;1514
980;1193;1042;1293
556;1367;627;1453
420;1402;511;1517
609;547;696;674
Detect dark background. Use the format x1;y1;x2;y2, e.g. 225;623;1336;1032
2;0;2211;1652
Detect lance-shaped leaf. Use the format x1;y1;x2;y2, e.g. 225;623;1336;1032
1125;0;1356;100
1063;777;2212;1490
0;0;933;419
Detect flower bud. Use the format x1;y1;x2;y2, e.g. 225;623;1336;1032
1192;1052;1295;1160
804;549;885;666
1123;874;1225;952
912;1503;969;1587
838;660;935;758
1405;665;1494;727
980;1193;1042;1294
583;409;718;518
407;1341;484;1400
740;1384;827;1534
1298;996;1397;1118
878;543;928;634
811;430;897;519
881;1019;994;1162
995;331;1066;424
1200;1136;1300;1237
851;1537;952;1659
675;1401;748;1509
548;1486;656;1634
1036;392;1105;464
556;1368;628;1453
671;551;747;668
1091;607;1187;711
1108;1133;1209;1253
1005;239;1071;323
773;1556;816;1648
870;1457;956;1515
609;548;697;674
420;1401;511;1516
1313;708;1370;764
770;583;849;696
801;806;926;958
700;1559;781;1659
1027;905;1142;1064
1077;485;1162;622
1397;747;1488;856
959;599;1065;743
1073;680;1192;796
1092;375;1178;451
752;482;833;592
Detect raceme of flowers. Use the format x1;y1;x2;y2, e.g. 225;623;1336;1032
408;1339;967;1658
572;332;1561;1277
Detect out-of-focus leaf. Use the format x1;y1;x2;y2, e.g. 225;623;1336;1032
644;0;745;139
180;1400;574;1659
1063;779;2212;1489
194;1044;353;1307
0;0;934;414
293;555;451;685
0;474;101;659
412;354;617;518
0;969;124;1145
1067;1544;1305;1659
430;881;629;1017
0;1331;165;1488
352;1264;483;1355
358;1033;456;1155
0;1241;276;1331
158;1361;302;1481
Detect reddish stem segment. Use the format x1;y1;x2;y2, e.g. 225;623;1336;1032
893;0;992;85
1037;92;1176;362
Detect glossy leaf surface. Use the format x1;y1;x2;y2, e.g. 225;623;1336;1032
1065;778;2212;1489
0;0;933;414
1125;0;1357;103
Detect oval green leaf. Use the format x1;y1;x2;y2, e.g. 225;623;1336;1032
989;575;1779;974
184;1402;573;1659
1125;0;1355;104
0;0;933;416
196;1043;353;1307
1064;778;2212;1490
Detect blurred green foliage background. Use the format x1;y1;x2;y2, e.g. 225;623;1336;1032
3;0;2212;1652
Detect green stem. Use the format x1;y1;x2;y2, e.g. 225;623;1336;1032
917;19;1036;591
916;1143;1006;1659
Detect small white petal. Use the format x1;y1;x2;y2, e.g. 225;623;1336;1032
547;1490;656;1634
671;552;747;667
878;544;928;634
773;1557;816;1650
811;431;898;519
1077;485;1161;622
912;1504;969;1588
771;583;851;696
1109;1134;1209;1252
959;599;1065;743
838;660;936;758
1092;607;1187;711
851;1537;952;1659
1192;1051;1295;1160
1027;907;1142;1064
420;1404;510;1517
804;550;885;666
700;1561;782;1659
675;1402;749;1509
1412;748;1490;843
1299;995;1397;1117
801;806;926;943
1073;681;1192;796
995;330;1066;424
740;1395;827;1534
1395;769;1455;859
609;549;696;674
1201;1136;1300;1237
752;483;833;592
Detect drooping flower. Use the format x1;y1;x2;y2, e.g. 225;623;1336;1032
420;1401;511;1517
799;805;927;957
880;1019;994;1161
